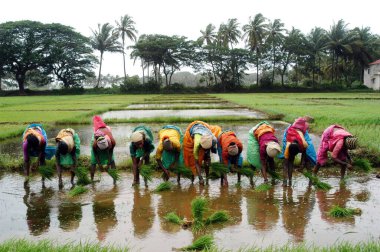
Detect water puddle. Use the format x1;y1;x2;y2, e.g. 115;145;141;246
126;103;240;109
0;122;321;165
101;109;267;120
0;171;378;251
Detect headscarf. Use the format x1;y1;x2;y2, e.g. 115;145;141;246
97;136;109;150
131;131;144;143
200;134;213;149
345;136;358;150
227;144;239;156
266;141;281;158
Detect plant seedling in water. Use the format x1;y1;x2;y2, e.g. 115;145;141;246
154;181;172;192
328;205;362;218
181;235;214;251
68;185;88;197
38;165;55;180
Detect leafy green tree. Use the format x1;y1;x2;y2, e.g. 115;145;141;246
90;23;121;88
266;19;286;85
115;14;138;81
45;23;97;88
217;18;241;49
0;20;50;93
198;24;218;85
242;13;268;85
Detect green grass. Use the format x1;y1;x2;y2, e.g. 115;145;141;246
38;165;55;180
205;210;230;225
107;168;121;182
353;158;373;172
254;183;273;192
0;154;24;171
181;235;214;251
164;212;183;225
0;239;128;252
68;185;88;197
239;167;254;178
172;165;193;179
303;171;332;191
209;163;229;180
216;93;380;154
328;205;362;218
191;197;208;232
140;165;154;182
75;166;91;185
154;181;173;192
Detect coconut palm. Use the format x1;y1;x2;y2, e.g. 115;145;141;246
267;19;286;85
242;13;268;85
115;14;138;81
306;27;328;85
198;24;217;46
90;23;121;88
218;19;241;49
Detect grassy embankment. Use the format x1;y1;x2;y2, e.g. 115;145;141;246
0;239;380;252
217;93;380;161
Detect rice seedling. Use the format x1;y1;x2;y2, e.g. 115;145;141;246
107;168;120;182
209;163;229;180
239;167;254;178
154;181;173;192
254;183;272;192
303;171;332;191
181;235;214;251
164;212;183;225
140;165;154;182
267;169;281;180
328;205;362;218
75;166;91;185
205;210;230;225
353;158;373;172
173;165;193;179
191;197;208;232
38;165;55;180
68;185;88;197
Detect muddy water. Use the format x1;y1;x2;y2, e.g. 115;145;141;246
0;171;378;251
0;122;321;165
101;109;267;120
126;103;240;108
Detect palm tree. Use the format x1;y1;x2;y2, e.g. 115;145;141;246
115;15;138;81
90;23;121;88
198;24;217;46
325;19;353;83
267;19;285;85
242;13;268;85
218;19;241;49
306;27;328;85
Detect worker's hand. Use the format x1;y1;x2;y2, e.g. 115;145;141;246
346;163;353;171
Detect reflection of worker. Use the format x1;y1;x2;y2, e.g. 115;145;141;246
246;188;279;231
91;116;117;183
217;131;243;186
131;187;154;237
22;123;47;184
55;128;80;187
155;125;183;182
58;202;82;231
183;121;221;185
281;117;316;186
316;183;354;224
92;186;118;241
314;125;358;180
130;126;155;185
247;121;281;183
23;184;53;236
281;186;315;242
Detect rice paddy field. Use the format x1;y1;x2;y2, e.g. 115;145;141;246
0;92;379;251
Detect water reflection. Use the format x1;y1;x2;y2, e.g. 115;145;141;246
316;183;354;224
58;202;82;231
93;186;118;241
23;185;53;236
132;187;154;237
246;188;279;231
281;187;315;242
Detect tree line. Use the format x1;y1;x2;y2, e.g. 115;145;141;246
0;14;379;93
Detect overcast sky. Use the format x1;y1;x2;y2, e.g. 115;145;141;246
2;0;380;77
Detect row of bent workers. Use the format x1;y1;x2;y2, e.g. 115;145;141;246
22;115;359;187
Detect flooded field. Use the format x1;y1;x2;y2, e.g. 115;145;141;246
101;108;267;120
0;122;321;165
126;103;241;108
0;171;378;251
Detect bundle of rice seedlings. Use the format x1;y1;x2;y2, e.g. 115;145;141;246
303;171;332;191
209;163;229;180
140;165;154;182
107;168;120;181
154;181;172;192
38;165;55;180
75;167;91;185
205;210;230;225
353;159;373;172
173;165;193;179
328;205;362;218
267;169;281;180
181;235;214;251
164;212;183;225
68;185;88;197
191;197;208;232
239;167;254;178
254;183;272;192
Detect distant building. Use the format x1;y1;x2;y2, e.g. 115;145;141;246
364;59;380;90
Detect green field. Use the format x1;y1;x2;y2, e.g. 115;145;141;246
216;93;380;154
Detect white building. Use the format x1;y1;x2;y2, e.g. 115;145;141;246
364;59;380;90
